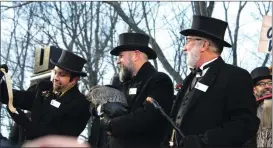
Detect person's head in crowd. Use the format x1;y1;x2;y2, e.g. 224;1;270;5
251;66;272;100
251;66;272;128
110;32;157;82
180;15;231;69
50;50;87;92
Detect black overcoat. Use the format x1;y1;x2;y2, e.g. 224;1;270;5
171;57;260;147
0;80;90;140
109;62;174;148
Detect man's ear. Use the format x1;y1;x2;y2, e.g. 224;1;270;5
72;76;80;83
253;87;257;95
200;40;210;52
133;50;141;62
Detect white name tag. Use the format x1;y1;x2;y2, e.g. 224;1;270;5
195;82;208;92
50;100;61;108
129;88;137;95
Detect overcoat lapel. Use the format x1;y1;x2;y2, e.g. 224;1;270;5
41;86;78;123
170;73;195;118
180;57;225;121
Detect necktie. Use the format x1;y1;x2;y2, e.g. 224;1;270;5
190;68;202;76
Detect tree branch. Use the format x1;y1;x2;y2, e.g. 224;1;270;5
103;1;182;83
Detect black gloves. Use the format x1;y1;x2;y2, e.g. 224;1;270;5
89;103;99;117
98;102;128;131
0;64;9;104
0;80;9;104
7;107;31;130
101;102;128;118
100;115;112;130
179;135;207;148
0;64;8;79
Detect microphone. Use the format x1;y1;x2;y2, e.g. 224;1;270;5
146;97;185;138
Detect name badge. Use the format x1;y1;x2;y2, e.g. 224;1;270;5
129;88;137;95
195;82;208;92
50;100;61;108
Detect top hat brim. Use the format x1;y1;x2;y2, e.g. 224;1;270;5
253;75;272;85
50;59;87;77
110;44;157;59
180;29;232;47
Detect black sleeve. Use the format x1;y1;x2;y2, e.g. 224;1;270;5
0;81;35;110
27;98;90;138
110;73;174;137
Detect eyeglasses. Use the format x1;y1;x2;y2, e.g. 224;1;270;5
256;81;272;87
185;37;204;45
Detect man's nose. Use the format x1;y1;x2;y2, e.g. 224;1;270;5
117;58;121;64
54;74;60;80
183;45;188;52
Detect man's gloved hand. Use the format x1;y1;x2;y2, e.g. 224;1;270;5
89;103;99;117
0;80;9;103
100;115;112;130
0;70;4;80
179;135;207;148
101;102;128;118
7;107;31;129
0;64;8;79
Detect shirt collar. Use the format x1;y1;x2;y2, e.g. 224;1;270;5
199;57;218;71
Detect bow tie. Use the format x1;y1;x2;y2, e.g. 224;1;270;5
190;68;202;76
190;62;213;76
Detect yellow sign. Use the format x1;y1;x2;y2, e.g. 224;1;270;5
258;15;272;53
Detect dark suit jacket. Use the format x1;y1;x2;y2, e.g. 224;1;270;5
1;80;90;140
171;57;260;147
109;62;174;148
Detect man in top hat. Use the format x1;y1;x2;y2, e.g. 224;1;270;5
0;48;90;141
170;15;259;147
251;66;272;147
96;32;174;148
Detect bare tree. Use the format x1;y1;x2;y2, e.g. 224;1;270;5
0;1;33;11
191;1;214;17
223;2;247;66
142;2;159;70
161;3;193;82
104;1;183;84
1;2;36;90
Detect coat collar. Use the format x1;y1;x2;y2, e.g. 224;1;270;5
58;85;79;104
178;57;226;120
125;62;157;84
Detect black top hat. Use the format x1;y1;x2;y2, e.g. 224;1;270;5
110;33;157;59
180;15;232;48
251;67;272;85
50;50;87;77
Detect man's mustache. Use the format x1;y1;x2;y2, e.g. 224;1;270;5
262;88;272;93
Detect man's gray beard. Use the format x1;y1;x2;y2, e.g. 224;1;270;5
186;46;200;68
257;99;272;128
119;66;132;82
